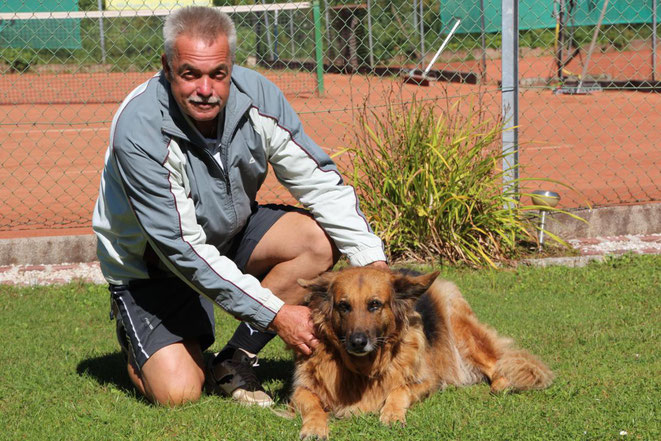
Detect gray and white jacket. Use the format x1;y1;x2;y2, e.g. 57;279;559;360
92;66;385;330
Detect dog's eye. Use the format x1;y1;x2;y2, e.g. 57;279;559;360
336;301;351;314
367;299;383;312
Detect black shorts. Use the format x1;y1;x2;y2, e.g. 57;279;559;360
109;204;306;369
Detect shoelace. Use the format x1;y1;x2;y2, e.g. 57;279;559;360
231;355;263;391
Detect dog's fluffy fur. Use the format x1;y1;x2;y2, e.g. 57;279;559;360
291;267;553;439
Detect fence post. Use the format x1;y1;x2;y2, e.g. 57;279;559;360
653;0;658;81
501;0;519;200
97;0;106;64
367;0;374;68
479;0;487;82
323;0;332;63
313;1;325;95
418;0;426;63
261;0;274;62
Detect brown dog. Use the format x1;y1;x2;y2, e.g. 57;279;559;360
291;267;553;439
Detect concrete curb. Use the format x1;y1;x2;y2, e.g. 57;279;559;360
543;203;661;239
0;203;659;267
521;255;607;268
0;234;96;266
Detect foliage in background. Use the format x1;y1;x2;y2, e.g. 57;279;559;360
345;94;574;267
1;0;655;73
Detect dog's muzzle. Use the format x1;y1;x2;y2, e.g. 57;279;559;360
346;331;373;356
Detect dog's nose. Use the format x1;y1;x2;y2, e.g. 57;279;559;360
348;332;369;352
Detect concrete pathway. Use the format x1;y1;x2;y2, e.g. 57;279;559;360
1;234;659;286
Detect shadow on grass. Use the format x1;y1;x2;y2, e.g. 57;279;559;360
76;352;143;399
76;351;296;404
254;357;296;403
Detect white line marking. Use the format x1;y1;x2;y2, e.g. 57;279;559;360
1;127;109;136
522;144;573;151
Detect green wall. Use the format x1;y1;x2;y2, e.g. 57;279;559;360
0;0;81;49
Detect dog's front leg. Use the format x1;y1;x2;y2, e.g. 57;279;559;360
379;386;412;426
292;387;330;440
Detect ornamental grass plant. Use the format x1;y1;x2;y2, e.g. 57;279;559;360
345;95;572;267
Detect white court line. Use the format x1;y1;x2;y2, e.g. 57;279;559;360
522;144;573;151
64;169;101;175
0;168;100;176
1;127;109;136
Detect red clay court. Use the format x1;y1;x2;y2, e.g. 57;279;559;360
1;53;659;239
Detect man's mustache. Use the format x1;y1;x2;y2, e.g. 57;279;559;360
189;96;221;104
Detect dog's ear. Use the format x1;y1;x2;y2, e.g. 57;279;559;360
391;271;440;324
298;271;336;293
392;271;440;301
298;272;337;314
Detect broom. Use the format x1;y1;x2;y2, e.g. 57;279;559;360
402;19;462;86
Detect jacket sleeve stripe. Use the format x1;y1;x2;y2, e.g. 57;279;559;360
251;106;372;232
159;149;279;315
110;138;282;326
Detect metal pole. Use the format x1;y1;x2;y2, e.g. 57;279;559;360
313;1;325;95
261;0;274;62
323;0;332;64
412;0;420;64
539;211;547;248
653;0;658;81
274;9;279;60
290;9;295;57
502;0;519;199
412;0;418;39
97;0;106;64
367;0;374;68
556;0;565;82
479;0;487;82
576;0;609;93
419;0;425;63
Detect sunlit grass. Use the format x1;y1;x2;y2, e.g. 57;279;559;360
0;254;659;440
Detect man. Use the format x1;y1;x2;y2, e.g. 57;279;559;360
92;6;387;407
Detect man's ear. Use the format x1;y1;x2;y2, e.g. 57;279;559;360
393;271;440;301
161;54;172;81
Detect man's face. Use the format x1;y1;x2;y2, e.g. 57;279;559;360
162;33;232;136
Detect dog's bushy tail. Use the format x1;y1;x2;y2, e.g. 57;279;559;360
492;349;554;392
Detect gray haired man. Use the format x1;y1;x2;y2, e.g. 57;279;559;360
93;6;387;407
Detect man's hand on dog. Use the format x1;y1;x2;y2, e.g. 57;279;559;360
367;260;389;271
270;304;319;355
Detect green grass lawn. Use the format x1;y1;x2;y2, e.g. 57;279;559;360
1;254;659;440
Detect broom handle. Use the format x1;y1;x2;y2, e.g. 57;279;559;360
423;19;461;76
577;0;609;92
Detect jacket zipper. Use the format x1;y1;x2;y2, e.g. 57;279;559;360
201;147;231;195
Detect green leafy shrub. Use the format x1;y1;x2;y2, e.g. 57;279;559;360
345;96;569;267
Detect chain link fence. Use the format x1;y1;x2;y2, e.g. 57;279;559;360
0;0;659;233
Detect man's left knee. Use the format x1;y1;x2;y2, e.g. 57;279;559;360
302;219;339;269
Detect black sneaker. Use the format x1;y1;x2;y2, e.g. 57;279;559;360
205;348;274;407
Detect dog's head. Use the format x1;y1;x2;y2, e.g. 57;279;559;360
299;267;439;357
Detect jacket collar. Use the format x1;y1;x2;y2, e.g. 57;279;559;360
157;69;253;147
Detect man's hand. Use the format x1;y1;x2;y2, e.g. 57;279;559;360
367;260;389;271
269;304;319;356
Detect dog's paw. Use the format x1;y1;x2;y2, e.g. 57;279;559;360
379;408;407;426
489;376;511;393
299;421;329;440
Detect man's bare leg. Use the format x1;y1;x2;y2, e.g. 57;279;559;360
126;339;205;406
122;212;337;406
245;211;340;303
